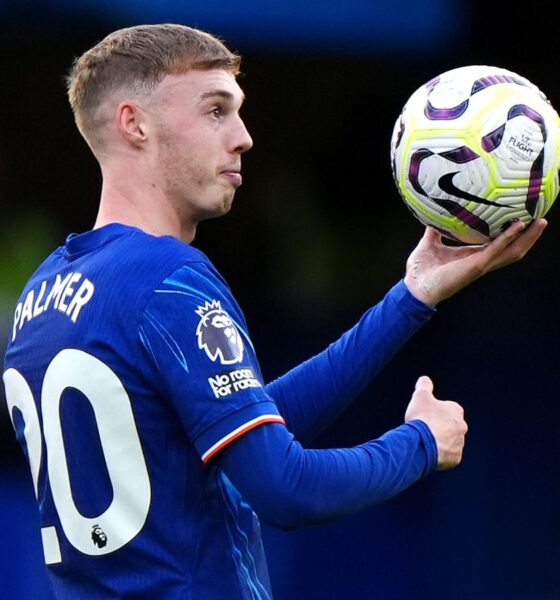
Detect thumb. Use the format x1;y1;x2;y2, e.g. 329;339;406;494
415;375;434;393
424;226;442;244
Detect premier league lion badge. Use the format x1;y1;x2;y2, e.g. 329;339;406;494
195;300;244;365
91;524;107;548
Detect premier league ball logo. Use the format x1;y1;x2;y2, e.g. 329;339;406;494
195;300;244;365
91;524;107;548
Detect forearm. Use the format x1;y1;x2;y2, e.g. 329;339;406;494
218;419;437;530
265;280;434;442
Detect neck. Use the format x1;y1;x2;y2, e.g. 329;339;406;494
94;162;196;243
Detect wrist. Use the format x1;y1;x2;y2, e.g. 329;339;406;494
403;275;438;309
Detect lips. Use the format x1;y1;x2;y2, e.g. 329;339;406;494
220;166;242;186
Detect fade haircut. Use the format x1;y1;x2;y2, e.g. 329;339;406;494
66;23;241;153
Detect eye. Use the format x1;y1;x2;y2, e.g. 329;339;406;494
210;106;224;119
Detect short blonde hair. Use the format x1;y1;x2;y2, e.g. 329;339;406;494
66;23;241;151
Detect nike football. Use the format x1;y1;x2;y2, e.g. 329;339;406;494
390;65;560;244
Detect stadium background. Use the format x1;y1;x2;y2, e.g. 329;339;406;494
1;1;559;598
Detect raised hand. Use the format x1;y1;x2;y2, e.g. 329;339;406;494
404;218;547;307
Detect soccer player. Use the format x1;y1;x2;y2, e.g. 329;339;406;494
2;24;546;600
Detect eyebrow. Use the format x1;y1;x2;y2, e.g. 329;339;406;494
199;89;245;104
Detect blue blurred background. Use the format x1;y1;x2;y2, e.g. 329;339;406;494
1;1;559;598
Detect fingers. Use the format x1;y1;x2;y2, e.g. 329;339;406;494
415;375;433;393
435;401;468;471
499;219;527;242
478;220;525;259
501;218;547;256
485;218;547;264
453;218;547;278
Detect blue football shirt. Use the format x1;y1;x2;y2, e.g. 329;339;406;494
3;223;284;599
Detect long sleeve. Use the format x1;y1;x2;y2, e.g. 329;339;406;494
265;280;434;443
218;419;437;530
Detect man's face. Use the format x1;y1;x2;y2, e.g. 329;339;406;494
147;69;253;223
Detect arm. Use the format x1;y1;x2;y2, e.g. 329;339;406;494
265;281;433;443
219;421;434;530
266;219;546;442
219;376;465;530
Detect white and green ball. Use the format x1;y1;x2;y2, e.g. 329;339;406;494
390;65;560;244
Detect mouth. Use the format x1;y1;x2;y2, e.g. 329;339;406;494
219;166;242;187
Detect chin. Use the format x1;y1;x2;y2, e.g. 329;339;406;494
199;196;234;222
218;191;235;214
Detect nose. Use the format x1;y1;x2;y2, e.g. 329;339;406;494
232;116;253;154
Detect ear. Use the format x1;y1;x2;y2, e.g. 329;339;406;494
116;100;149;148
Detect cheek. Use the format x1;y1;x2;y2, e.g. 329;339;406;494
161;141;203;184
176;138;214;178
157;125;221;191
